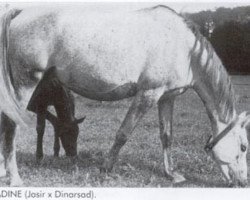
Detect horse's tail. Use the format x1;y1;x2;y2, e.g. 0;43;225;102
0;8;28;126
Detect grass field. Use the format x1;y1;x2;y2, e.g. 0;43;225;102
1;75;250;187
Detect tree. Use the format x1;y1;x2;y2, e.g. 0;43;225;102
210;21;250;74
187;6;250;74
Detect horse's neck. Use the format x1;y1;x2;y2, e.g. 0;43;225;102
191;40;236;135
194;81;236;135
54;101;74;123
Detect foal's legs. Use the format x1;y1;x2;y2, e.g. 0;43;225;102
158;97;185;183
36;110;46;162
53;133;60;157
45;111;60;157
1;112;22;186
102;88;165;172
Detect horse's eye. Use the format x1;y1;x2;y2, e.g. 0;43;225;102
241;144;247;152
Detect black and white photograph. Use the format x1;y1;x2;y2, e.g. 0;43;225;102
1;0;250;198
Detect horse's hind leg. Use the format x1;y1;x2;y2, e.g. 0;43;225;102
0;122;6;178
1;112;23;186
0;154;6;178
101;88;165;172
158;97;185;183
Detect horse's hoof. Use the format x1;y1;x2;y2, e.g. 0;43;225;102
100;166;110;173
100;160;113;173
164;171;174;181
10;176;23;187
72;164;79;175
164;171;186;183
172;172;186;183
36;156;44;165
227;182;234;188
70;156;78;165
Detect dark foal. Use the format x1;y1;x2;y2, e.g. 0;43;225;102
27;67;85;161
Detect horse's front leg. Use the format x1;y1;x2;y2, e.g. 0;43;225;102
101;88;165;172
36;111;46;163
158;97;185;183
1;112;23;186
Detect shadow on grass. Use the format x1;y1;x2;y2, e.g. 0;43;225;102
173;174;229;188
132;158;229;187
16;150;103;172
16;151;229;188
117;155;230;188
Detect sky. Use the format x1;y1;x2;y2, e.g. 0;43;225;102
3;0;250;13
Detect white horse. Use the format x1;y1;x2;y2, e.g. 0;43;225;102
0;5;249;186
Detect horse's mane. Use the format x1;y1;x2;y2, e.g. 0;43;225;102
185;18;235;123
143;5;235;123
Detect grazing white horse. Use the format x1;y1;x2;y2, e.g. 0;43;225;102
0;5;249;186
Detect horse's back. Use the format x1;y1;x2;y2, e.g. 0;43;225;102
9;5;194;101
55;6;193;89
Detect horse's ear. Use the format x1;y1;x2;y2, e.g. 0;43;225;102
75;116;86;124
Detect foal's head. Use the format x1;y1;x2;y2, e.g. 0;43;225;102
57;117;86;157
48;111;86;157
58;117;85;156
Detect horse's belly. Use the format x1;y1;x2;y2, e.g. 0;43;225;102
67;80;138;101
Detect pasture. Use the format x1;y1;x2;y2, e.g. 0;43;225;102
0;75;249;187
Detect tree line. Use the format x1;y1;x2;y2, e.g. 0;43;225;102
187;6;250;74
